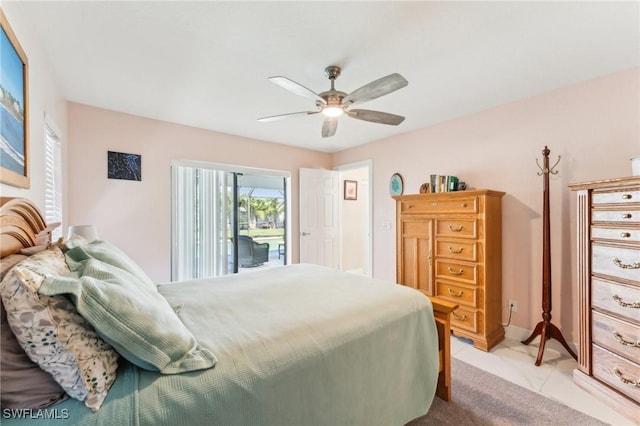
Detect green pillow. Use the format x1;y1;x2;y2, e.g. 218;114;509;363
65;240;155;290
40;257;216;374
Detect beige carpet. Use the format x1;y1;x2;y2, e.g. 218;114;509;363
407;358;607;426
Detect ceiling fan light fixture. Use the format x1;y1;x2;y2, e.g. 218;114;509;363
322;106;343;117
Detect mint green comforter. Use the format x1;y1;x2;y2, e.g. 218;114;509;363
3;264;438;425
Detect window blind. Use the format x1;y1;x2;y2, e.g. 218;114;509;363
171;165;230;281
44;124;62;240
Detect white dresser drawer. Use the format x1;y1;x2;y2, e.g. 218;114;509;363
591;227;640;243
592;310;640;361
592;210;640;224
593;189;640;206
592;278;640;324
593;345;640;404
592;244;640;284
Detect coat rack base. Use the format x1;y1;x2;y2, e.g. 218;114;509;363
522;319;578;366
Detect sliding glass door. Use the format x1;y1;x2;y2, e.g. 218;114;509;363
171;161;289;281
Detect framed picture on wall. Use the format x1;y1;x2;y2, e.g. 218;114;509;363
344;180;357;200
108;151;142;181
0;10;30;188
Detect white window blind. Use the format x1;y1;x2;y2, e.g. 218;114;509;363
171;165;231;281
44;123;62;240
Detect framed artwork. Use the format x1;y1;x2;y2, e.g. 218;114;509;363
344;180;357;200
0;10;29;188
108;151;142;181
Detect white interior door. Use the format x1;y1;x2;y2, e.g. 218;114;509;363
299;168;340;268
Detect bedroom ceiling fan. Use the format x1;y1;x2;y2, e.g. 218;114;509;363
257;66;408;138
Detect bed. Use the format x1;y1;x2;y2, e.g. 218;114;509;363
0;197;456;425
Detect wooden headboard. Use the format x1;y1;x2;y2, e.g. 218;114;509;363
0;197;57;258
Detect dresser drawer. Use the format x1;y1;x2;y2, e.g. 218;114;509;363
435;259;478;285
592;210;640;224
592;244;640;284
593;345;640;404
593;189;640;206
592;278;640;324
435;239;477;262
435;219;477;239
399;197;478;214
435;280;478;307
451;306;478;333
592;227;640;243
592;311;640;362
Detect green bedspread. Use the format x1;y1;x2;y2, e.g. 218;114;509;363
3;264;438;425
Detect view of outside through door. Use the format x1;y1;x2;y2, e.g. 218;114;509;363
236;174;286;272
171;162;287;281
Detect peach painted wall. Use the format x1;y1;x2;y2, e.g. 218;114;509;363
332;67;640;342
0;5;67;212
66;103;331;282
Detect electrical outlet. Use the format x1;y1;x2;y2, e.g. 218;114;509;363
509;299;518;312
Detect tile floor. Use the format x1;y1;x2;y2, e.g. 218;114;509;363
451;328;634;425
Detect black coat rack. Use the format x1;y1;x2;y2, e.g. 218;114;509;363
522;146;578;366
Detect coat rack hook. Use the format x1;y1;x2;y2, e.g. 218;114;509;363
536;155;561;176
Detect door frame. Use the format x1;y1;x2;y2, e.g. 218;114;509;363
334;160;373;277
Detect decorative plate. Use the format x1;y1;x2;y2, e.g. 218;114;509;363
389;173;404;196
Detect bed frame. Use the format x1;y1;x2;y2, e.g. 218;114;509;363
0;196;456;402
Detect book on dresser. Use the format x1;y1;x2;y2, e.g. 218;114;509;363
569;176;640;423
394;189;505;351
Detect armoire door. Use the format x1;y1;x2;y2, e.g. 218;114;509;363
397;218;434;295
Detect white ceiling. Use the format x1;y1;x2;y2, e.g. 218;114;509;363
13;1;640;153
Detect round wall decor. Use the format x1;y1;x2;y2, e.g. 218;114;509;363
389;173;404;196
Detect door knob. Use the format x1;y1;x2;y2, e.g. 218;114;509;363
300;232;311;236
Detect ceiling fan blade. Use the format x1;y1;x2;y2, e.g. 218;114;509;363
257;110;319;122
269;76;326;104
347;109;405;126
321;117;338;138
342;73;408;106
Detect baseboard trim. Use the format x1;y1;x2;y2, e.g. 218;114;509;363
504;324;578;356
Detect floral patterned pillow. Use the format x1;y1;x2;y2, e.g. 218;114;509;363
0;247;119;411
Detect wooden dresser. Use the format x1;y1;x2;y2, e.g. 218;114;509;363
394;190;505;351
570;176;640;422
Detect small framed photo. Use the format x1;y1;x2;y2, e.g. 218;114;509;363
344;180;357;200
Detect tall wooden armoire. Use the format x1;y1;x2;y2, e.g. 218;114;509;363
395;190;505;351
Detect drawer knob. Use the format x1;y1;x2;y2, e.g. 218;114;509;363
620;232;631;238
452;311;467;321
621;213;633;219
622;193;633;200
448;225;464;232
613;368;639;387
461;203;467;208
448;246;464;254
447;266;464;276
612;258;640;270
612;294;640;309
613;331;640;348
447;288;464;297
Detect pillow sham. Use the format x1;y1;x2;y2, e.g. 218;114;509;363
0;247;119;411
0;254;27;280
40;256;216;374
1;299;68;409
65;240;155;290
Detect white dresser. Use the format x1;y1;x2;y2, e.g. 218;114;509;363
570;176;640;423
